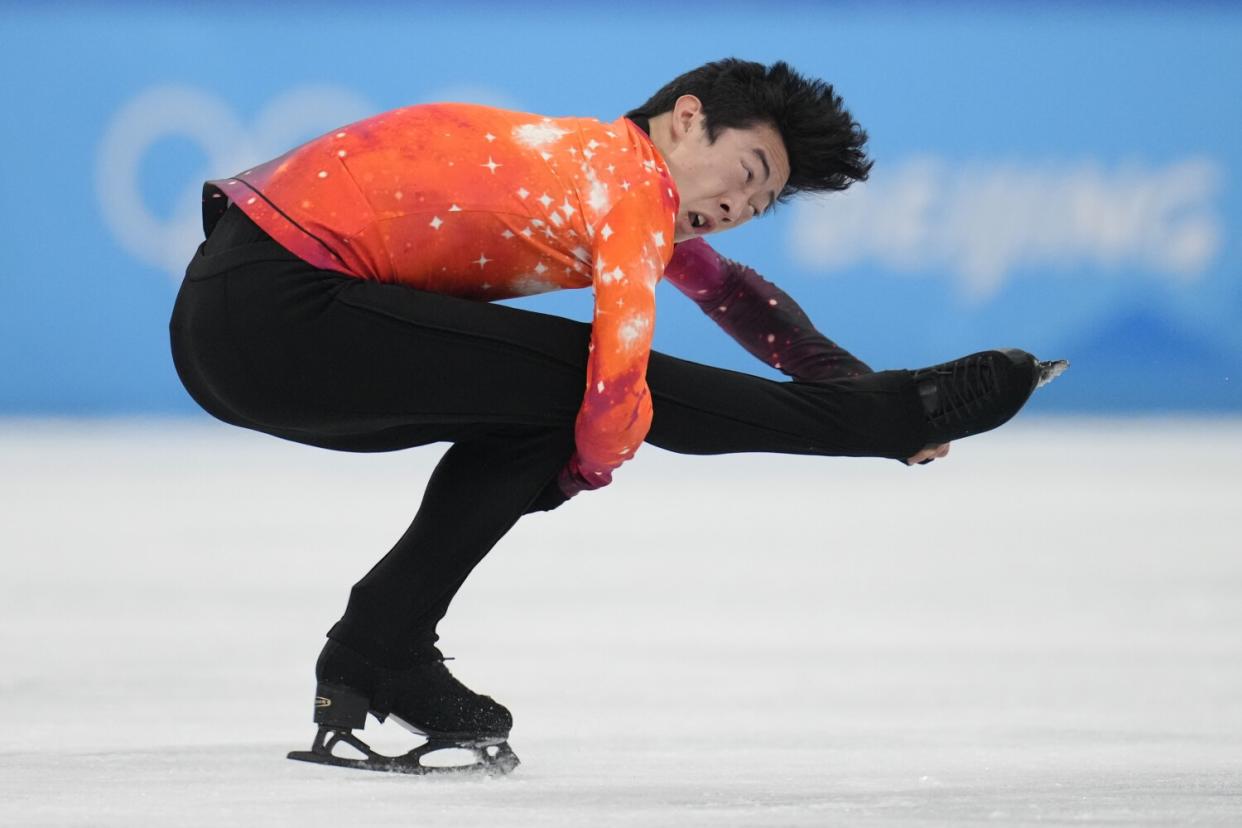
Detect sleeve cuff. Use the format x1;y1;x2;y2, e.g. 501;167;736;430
557;454;614;498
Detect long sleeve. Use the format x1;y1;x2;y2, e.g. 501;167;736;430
556;192;673;499
663;238;872;381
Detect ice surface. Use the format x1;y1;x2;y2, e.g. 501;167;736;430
2;417;1240;826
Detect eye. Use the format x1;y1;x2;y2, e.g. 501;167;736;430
743;164;753;184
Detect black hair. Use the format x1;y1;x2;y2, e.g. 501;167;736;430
626;58;873;202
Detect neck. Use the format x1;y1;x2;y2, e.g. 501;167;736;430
643;111;674;158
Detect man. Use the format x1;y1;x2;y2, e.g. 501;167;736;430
169;58;1063;775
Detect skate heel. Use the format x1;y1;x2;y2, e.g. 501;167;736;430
313;682;370;729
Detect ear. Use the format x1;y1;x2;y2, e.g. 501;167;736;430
670;95;703;143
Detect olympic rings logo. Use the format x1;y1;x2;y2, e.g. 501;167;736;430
94;83;376;281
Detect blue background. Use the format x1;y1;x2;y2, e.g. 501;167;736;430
2;2;1239;414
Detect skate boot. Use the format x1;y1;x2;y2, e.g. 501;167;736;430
914;348;1068;446
287;639;519;776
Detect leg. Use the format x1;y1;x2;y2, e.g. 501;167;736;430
172;258;926;461
646;354;925;459
327;425;576;665
171;207;930;665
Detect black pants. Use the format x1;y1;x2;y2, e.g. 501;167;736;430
169;205;929;667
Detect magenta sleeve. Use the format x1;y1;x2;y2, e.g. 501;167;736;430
662;238;872;381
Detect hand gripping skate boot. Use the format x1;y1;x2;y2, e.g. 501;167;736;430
914;348;1068;446
287;640;519;776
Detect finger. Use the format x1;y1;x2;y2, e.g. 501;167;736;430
905;446;935;465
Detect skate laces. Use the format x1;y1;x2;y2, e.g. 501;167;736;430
926;354;997;426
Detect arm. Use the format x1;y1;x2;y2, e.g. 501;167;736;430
663;242;954;468
661;245;948;471
555;193;670;500
663;237;872;381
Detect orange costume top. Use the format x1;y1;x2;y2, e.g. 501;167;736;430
203;103;869;498
205;103;678;497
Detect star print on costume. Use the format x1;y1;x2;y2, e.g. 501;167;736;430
202;102;679;499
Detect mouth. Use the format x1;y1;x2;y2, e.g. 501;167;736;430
687;211;715;234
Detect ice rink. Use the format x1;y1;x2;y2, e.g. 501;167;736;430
2;417;1240;826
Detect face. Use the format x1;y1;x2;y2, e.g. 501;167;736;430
655;95;791;243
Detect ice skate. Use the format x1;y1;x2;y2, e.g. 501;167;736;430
914;349;1068;446
287;640;518;776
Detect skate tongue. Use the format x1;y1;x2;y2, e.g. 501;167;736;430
1035;359;1069;389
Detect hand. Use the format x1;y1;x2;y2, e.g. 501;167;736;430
523;477;573;514
905;442;950;466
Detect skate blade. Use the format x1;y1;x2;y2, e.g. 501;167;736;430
287;726;519;777
1035;358;1069;389
286;746;519;776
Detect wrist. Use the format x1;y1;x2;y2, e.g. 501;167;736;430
557;455;612;497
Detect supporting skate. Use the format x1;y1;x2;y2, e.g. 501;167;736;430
914;348;1068;445
287;705;519;776
287;641;519;776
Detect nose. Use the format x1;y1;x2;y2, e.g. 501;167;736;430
719;196;739;223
